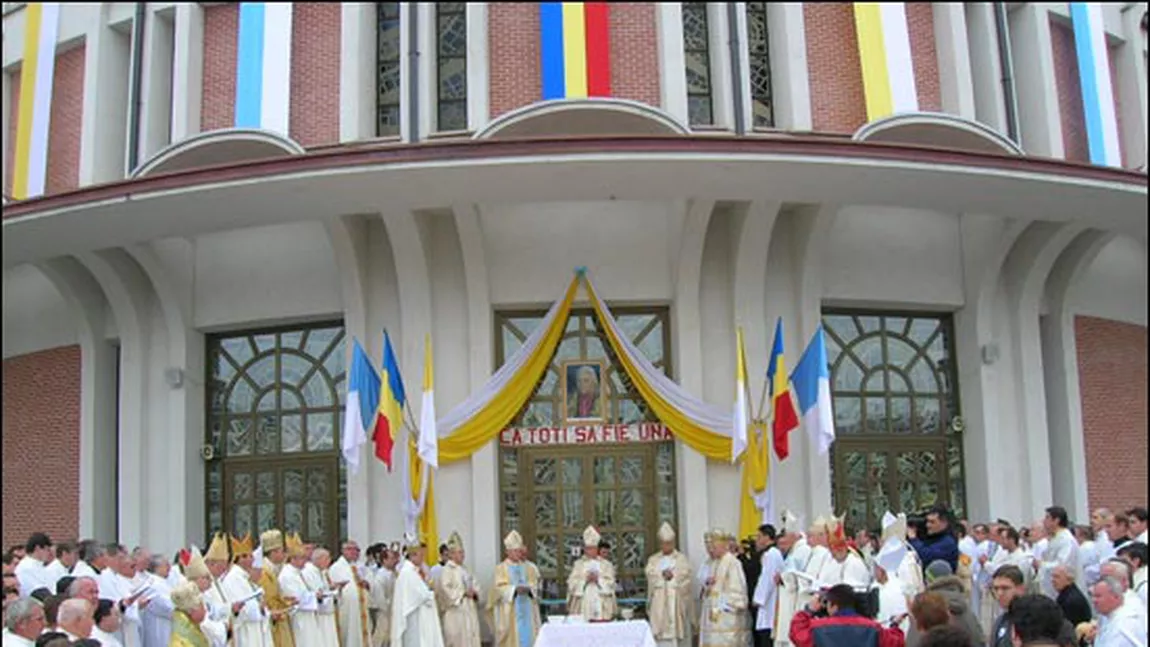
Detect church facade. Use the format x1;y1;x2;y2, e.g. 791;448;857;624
2;1;1147;612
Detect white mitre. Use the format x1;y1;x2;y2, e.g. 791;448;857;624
880;511;908;544
583;526;602;547
504;530;524;552
781;509;803;534
657;522;676;543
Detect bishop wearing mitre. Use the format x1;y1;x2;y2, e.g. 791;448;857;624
774;510;812;647
436;531;482;647
566;526;617;622
816;514;872;588
697;529;750;647
645;522;692;647
391;535;445;647
257;530;298;647
489;530;541;647
278;533;323;646
221;533;276;647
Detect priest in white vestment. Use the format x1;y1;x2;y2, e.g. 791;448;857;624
435;532;481;647
279;533;322;647
816;515;871;589
488;531;541;647
566;526;617;622
697;529;750;647
1036;508;1080;600
752;525;785;646
390;536;445;647
329;540;372;647
99;547;148;647
220;533;275;647
140;555;177;647
303;547;340;647
370;548;401;646
645;522;692;647
696;531;717;612
873;537;911;634
773;510;811;647
182;544;229;647
795;517;831;616
14;535;54;598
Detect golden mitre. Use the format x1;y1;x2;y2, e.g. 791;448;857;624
183;545;210;581
205;532;230;563
446;531;464;552
260;529;284;553
230;532;254;557
503;530;524;552
285;531;306;558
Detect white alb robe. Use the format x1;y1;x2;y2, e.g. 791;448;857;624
221;563;275;647
140;572;175;647
14;556;49;597
91;626;125;646
329;556;371;647
302;562;340;647
644;550;692;647
752;546;784;632
774;538;811;647
1096;599;1148;647
435;561;481;647
371;567;398;646
1037;528;1079;599
698;552;749;647
696;560;714;610
43;560;68;590
99;569;145;647
72;561;100;580
390;560;444;647
201;592;230;647
279;563;322;647
816;550;871;588
566;557;617;621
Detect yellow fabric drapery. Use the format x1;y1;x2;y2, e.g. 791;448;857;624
408;437;439;554
738;422;770;540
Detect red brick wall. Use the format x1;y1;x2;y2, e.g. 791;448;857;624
1050;19;1089;163
1076;316;1148;513
4;69;19;197
489;3;540;119
805;3;866;134
906;2;941;113
201;4;239;132
289;3;341;147
609;3;660;108
46;46;84;195
2;346;82;548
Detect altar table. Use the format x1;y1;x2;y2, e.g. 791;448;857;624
534;619;656;647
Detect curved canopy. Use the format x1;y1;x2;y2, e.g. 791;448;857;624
854;112;1024;156
475;97;690;139
132;128;306;178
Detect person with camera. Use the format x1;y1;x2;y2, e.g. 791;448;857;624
788;584;906;647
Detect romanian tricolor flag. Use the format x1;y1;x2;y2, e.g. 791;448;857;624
373;331;406;471
539;2;611;100
767;318;800;460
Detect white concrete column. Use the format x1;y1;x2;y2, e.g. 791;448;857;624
1008;3;1064;158
465;3;489;132
126;239;206;553
656;3;689;127
733;201;782;401
339;3;376;143
768;2;812;131
672;198;714;568
416;3;434;138
35;258;118;542
325;215;373;544
1001;221;1084;520
789;202;838;523
75;249;157;546
79;7;131;185
965;2;1008;134
171;2;203;141
1041;230;1115;521
933;2;976;120
2;69;10;194
138;7;175;166
707;2;734;130
399;2;415;143
951;213;1030;521
1115;4;1148;169
376;209;433;538
452;203;497;596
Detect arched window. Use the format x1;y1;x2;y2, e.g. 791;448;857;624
683;2;714;126
823;312;966;531
205;324;347;550
436;2;468;132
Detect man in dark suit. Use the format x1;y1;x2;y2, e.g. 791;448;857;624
1051;565;1092;627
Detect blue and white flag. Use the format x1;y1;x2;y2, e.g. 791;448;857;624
342;338;382;474
790;325;835;456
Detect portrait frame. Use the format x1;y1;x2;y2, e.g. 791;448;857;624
561;359;608;425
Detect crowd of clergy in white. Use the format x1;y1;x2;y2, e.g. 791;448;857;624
4;503;1147;647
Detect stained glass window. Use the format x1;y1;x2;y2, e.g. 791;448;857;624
206;324;348;551
745;2;774;128
823;312;965;531
377;2;402;137
436;3;468;132
682;2;714;126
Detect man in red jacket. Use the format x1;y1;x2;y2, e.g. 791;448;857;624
789;584;906;647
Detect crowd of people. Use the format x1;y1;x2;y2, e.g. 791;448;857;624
2;503;1146;647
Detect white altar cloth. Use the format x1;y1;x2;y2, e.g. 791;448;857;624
534;619;656;647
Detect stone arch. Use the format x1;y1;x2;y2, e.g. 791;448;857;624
854;112;1024;156
131;128;307;179
474;98;691;139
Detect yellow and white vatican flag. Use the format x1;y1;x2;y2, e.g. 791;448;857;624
732;327;750;463
418;334;438;468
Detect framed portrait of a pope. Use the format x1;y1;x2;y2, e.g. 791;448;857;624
562;360;607;424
